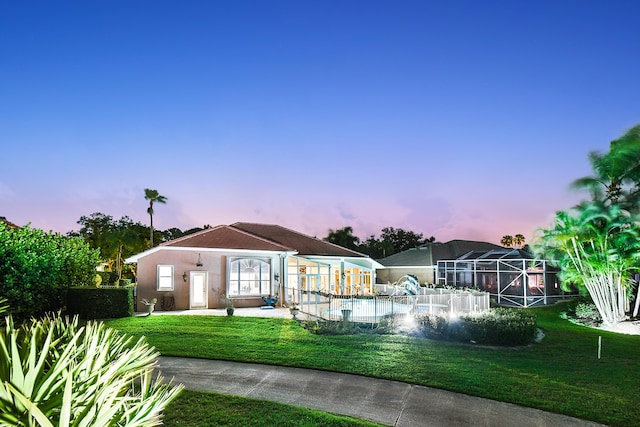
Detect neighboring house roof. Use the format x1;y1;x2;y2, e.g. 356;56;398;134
457;248;535;260
378;240;505;267
376;246;432;267
231;222;368;258
431;239;505;261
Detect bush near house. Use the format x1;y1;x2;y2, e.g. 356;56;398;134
67;286;134;319
416;308;538;346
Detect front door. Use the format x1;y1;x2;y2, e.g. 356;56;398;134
190;271;208;309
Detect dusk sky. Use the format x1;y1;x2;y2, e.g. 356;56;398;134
2;1;639;246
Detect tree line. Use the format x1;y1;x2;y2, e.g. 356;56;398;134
323;226;436;259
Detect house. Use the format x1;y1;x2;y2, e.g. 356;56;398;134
378;240;570;307
376;240;504;285
125;222;383;311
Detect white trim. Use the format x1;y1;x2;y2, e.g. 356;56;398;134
379;265;437;269
157;265;174;291
301;255;384;269
189;271;208;309
125;246;296;263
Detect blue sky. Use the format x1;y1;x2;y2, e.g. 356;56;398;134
1;1;639;245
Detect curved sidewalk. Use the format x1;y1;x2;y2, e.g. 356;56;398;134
157;356;604;427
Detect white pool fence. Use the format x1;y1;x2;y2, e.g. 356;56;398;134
295;288;490;323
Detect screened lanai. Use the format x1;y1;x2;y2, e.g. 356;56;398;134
436;249;574;307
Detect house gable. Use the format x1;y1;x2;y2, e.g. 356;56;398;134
162;225;292;252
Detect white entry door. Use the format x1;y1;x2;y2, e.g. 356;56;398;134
190;271;208;309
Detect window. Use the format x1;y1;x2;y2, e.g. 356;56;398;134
228;258;271;296
157;265;174;291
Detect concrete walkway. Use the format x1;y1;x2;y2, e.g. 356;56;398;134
149;308;603;426
156;356;603;427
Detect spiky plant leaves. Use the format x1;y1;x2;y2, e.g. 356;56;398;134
0;313;183;426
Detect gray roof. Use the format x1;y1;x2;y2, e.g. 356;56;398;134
378;240;505;267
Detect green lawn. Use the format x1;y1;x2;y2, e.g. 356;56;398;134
104;304;640;427
164;391;384;427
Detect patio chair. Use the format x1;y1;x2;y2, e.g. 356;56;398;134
261;295;279;307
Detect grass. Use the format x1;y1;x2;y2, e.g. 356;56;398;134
104;303;640;427
163;390;383;427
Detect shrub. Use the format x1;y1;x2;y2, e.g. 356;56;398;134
67;287;134;319
0;313;183;426
0;223;100;320
301;315;399;335
574;303;602;322
416;308;538;346
563;298;603;327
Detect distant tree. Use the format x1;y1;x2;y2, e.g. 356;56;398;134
73;213;150;281
324;226;360;251
162;227;186;242
166;225;212;241
379;227;427;255
69;212;114;250
144;188;167;248
500;235;513;248
513;234;526;248
109;217;148;280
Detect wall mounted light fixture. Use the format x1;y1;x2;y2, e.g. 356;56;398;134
196;253;203;267
182;272;188;282
274;273;280;281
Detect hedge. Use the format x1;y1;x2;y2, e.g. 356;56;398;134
67;287;134;319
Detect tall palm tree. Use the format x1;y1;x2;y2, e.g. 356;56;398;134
144;188;167;248
533;202;640;325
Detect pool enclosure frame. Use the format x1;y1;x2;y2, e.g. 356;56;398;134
436;249;573;307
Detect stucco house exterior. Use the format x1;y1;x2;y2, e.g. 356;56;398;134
125;222;383;311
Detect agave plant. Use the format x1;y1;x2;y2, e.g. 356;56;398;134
0;313;183;426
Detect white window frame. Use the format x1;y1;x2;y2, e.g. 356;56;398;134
228;257;271;297
157;265;174;291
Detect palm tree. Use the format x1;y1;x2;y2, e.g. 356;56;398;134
323;226;360;250
513;234;525;249
571;125;640;209
144;188;167;248
500;235;513;248
533;202;640;325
